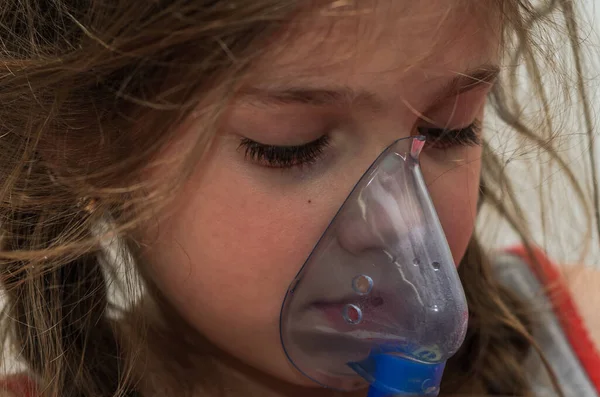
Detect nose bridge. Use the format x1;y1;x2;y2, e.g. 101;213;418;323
336;166;424;256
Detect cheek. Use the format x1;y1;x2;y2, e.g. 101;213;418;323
148;168;327;324
140;150;344;382
423;147;481;265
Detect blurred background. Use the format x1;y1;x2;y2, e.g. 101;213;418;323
480;0;600;265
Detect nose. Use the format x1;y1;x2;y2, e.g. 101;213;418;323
335;157;425;256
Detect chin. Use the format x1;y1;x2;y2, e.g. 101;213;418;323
256;356;321;387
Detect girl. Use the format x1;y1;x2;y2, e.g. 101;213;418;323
0;0;599;396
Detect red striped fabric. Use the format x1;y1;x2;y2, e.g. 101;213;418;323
507;245;600;393
0;374;36;397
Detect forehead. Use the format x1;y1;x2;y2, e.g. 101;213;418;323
249;0;502;88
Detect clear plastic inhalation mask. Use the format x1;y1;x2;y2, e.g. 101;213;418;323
280;136;468;397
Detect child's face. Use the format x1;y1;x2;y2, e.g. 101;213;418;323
141;0;500;387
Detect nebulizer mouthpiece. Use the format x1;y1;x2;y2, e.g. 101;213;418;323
280;137;468;396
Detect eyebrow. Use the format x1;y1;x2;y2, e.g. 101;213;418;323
240;64;500;109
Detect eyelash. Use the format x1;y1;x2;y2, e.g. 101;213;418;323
239;135;331;169
239;121;481;169
417;120;482;150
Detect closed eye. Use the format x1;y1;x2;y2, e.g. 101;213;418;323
417;120;482;150
238;135;331;169
238;120;480;170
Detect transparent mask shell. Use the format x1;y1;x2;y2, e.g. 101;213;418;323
279;136;468;395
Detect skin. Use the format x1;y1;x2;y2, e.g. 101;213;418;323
564;266;600;347
140;1;503;396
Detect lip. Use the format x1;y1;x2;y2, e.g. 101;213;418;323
314;303;399;333
308;290;410;334
312;291;386;311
